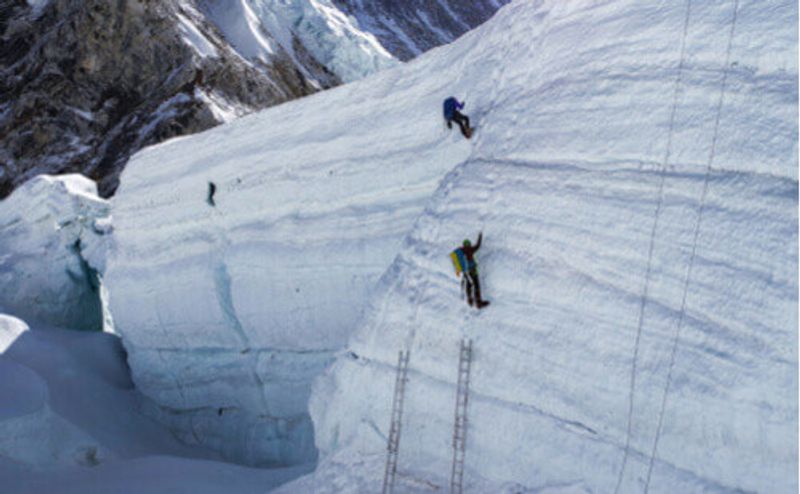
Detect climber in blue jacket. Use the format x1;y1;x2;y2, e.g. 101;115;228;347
443;96;472;139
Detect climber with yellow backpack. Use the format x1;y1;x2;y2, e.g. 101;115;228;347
450;232;490;309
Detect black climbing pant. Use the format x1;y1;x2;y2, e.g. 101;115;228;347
448;111;471;138
465;269;485;307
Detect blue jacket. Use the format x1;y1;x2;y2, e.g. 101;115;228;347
443;97;464;120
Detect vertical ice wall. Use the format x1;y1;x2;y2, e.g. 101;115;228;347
304;0;798;492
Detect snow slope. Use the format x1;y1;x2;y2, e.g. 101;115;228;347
0;175;111;331
0;313;193;469
106;0;796;490
0;312;310;493
1;0;328;200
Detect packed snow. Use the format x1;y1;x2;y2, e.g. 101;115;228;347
0;0;795;492
0;312;311;493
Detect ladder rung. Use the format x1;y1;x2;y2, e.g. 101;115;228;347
383;350;411;494
451;338;473;494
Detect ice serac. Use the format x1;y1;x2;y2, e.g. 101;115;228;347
104;33;474;465
299;1;798;493
199;0;397;84
0;175;110;331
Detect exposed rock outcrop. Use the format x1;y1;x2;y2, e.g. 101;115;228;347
0;0;336;198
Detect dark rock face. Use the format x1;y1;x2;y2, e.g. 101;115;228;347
0;0;336;198
332;0;511;61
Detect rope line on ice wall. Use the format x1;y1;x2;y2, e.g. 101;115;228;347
642;1;740;491
614;1;694;492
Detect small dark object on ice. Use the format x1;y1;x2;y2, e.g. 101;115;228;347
207;181;217;206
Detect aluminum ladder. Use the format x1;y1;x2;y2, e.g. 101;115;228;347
382;350;410;494
450;338;473;494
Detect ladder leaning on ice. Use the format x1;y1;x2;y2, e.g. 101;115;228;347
382;350;411;494
450;338;473;494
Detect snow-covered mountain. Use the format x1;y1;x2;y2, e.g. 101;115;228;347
0;0;320;198
197;0;397;84
0;0;506;199
331;0;511;61
88;0;798;490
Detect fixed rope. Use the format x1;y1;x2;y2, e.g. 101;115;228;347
614;1;695;492
642;1;740;491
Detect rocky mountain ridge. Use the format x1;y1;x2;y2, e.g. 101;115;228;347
0;0;336;198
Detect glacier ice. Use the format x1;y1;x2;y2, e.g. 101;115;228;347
94;0;798;490
300;0;798;492
200;0;397;83
0;175;111;331
105;33;473;464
